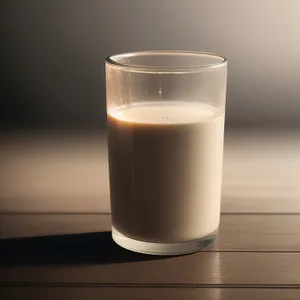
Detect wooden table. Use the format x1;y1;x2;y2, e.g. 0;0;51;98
1;131;300;299
2;203;300;299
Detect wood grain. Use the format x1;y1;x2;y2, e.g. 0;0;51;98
2;214;300;252
2;253;300;285
1;287;300;300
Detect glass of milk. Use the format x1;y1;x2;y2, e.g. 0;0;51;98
105;51;227;255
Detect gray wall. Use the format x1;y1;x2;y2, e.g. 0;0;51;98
3;0;300;129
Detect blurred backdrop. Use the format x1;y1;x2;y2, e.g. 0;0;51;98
2;0;300;130
1;0;300;214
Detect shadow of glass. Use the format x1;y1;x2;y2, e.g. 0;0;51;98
1;232;164;266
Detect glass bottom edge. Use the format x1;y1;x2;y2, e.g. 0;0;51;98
112;226;218;256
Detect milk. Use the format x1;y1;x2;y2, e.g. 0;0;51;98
107;101;225;243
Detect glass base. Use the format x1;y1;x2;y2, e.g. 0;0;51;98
112;226;218;256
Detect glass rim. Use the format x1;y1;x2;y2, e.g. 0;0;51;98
105;50;227;74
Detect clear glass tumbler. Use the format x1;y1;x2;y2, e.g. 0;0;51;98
105;51;227;255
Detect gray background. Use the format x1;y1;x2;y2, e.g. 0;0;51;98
3;0;300;130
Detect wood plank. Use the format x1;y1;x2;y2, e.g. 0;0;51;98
2;214;300;252
215;214;300;251
1;131;300;213
2;253;300;285
0;133;110;213
221;187;300;213
223;129;300;190
1;287;300;300
0;214;111;239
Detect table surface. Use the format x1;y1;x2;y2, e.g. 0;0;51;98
2;201;300;299
1;130;300;299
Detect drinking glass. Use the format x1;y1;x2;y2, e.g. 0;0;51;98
105;51;227;255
